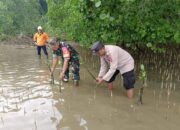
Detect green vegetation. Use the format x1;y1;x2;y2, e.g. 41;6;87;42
47;0;180;48
0;0;179;49
0;0;47;39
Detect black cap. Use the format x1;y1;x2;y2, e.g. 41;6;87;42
91;41;104;53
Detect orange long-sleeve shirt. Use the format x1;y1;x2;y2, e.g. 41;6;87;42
33;32;49;46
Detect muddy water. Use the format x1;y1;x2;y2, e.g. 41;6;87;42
0;44;179;130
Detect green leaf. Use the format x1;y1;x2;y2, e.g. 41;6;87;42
174;32;180;43
151;34;156;39
140;64;145;71
125;43;131;47
109;16;114;21
140;30;146;38
99;13;107;20
146;43;152;48
95;1;101;8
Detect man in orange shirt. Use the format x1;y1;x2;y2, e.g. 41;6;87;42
33;26;49;58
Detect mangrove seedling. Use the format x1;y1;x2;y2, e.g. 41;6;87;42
137;64;147;105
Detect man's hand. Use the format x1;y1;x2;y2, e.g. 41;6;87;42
50;71;53;76
59;72;64;81
96;77;104;84
33;42;37;46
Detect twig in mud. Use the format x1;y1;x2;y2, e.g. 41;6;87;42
84;65;97;81
138;87;144;105
1;117;4;125
45;60;54;84
34;120;37;130
50;74;54;84
80;55;97;81
59;80;62;92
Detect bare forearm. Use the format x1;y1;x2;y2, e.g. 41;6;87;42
62;59;69;74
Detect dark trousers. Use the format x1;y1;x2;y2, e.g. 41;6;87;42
36;45;48;56
107;69;135;90
64;59;80;81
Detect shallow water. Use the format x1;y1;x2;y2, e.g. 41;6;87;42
0;44;179;130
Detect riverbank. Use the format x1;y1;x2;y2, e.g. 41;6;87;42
0;35;32;45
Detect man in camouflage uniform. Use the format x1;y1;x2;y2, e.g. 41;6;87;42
50;38;80;86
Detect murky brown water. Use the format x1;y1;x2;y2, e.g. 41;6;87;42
0;43;180;130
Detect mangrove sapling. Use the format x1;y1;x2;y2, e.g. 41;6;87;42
3;106;5;113
45;60;54;84
1;117;4;125
34;120;37;130
137;64;147;105
23;107;26;115
85;65;97;81
59;79;62;93
80;56;97;81
80;56;100;96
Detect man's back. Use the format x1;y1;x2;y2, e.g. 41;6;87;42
102;45;134;74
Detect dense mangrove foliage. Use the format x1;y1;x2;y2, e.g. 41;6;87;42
0;0;47;39
0;0;179;48
47;0;180;47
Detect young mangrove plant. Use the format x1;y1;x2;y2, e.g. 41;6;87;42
137;64;147;105
46;60;54;84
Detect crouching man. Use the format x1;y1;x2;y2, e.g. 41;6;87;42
50;38;80;86
91;41;135;99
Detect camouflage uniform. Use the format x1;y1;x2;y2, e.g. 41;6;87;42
53;41;80;81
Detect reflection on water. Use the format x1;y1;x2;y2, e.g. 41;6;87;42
0;44;179;130
0;44;61;130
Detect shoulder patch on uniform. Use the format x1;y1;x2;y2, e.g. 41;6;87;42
62;47;70;58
